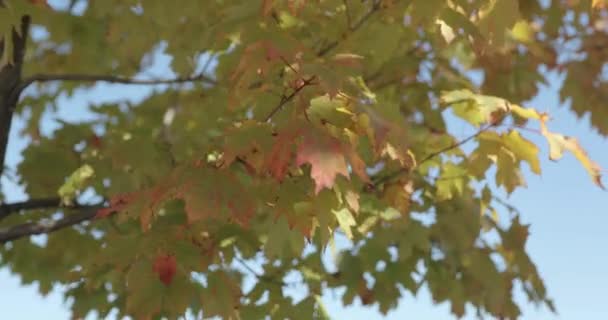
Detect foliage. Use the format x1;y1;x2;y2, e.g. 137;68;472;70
0;0;606;319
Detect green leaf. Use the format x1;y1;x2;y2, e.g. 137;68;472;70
58;164;95;205
441;89;510;126
502;130;541;175
307;95;354;128
436;162;469;200
477;0;520;46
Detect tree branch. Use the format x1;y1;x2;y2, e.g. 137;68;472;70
0;15;31;179
0;197;62;221
0;204;102;243
18;71;217;92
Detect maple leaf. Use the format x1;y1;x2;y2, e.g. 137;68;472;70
58;164;94;205
153;254;177;286
139;183;175;230
296;131;350;194
222;120;274;172
441;89;511;126
344;190;360;213
95;193;132;219
540;117;605;189
177;167;256;226
266;123;302;181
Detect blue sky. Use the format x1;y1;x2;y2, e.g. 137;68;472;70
1;2;607;318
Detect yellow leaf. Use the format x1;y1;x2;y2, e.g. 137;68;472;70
540;118;604;189
510;104;543;120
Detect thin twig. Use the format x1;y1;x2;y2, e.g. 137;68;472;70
317;0;382;57
234;256;289;287
418;123;493;165
234;256;264;278
372;124;494;186
200;52;218;76
279;56;299;75
264;76;316;121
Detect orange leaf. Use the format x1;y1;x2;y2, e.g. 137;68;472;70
296;131;350;194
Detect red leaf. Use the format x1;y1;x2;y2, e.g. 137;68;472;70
153;254;177;286
296;132;349;194
95;192;138;218
89;134;103;149
28;0;49;7
266;125;301;181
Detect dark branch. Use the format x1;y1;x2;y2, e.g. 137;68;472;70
0;15;31;179
0;197;62;221
0;204;102;243
18;72;217;92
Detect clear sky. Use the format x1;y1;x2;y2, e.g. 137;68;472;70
1;2;607;319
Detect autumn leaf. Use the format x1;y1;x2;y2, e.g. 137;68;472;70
297;131;350;194
177;167;256;226
95;192;137;219
540;117;604;189
153;254;177;286
441;89;511;126
266;122;302;181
